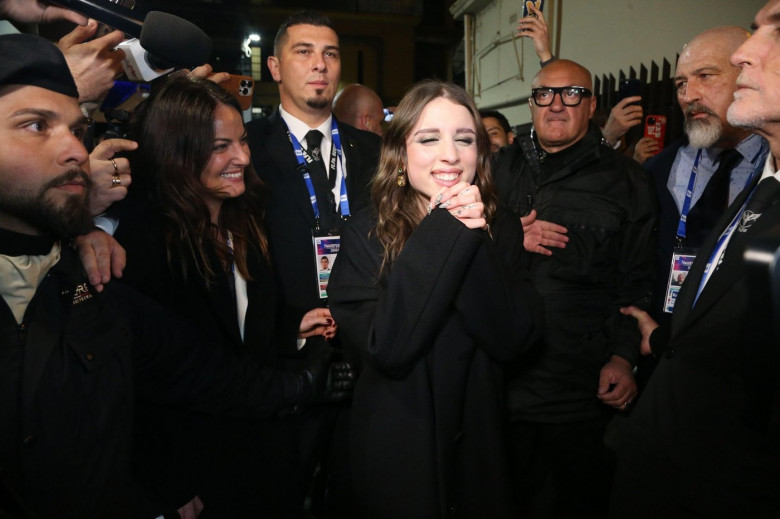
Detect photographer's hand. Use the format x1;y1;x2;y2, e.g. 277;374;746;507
0;0;87;25
59;19;125;103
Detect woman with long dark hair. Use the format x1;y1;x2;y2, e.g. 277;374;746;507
115;75;331;518
328;80;541;518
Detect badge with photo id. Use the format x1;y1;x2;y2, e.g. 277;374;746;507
313;234;340;300
664;249;697;313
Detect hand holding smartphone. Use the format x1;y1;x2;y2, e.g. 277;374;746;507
618;79;641;104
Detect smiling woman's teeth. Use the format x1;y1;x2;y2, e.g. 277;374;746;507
433;172;458;181
221;172;242;179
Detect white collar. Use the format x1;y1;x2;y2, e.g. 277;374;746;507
278;105;333;145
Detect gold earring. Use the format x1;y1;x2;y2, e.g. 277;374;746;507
397;167;406;187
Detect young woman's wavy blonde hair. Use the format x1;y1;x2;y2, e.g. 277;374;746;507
372;80;498;273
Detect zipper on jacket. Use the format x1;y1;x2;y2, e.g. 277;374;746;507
17;322;27;346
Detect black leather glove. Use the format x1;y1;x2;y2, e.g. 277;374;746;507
300;349;356;405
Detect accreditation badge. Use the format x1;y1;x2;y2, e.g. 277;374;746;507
664;248;697;313
313;233;340;300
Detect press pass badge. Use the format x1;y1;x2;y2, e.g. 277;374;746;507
313;235;340;299
664;250;696;313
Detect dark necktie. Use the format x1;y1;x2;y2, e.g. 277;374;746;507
714;148;743;205
305;130;337;231
689;149;742;241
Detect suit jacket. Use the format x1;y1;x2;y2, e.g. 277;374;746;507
645;138;745;321
246;111;381;342
612;172;780;518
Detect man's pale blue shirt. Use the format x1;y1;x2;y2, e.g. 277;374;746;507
667;133;767;212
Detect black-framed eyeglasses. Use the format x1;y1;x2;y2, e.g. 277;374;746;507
531;86;593;107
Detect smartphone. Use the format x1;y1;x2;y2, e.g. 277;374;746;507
618;78;641;102
222;75;255;111
644;115;667;151
522;0;545;18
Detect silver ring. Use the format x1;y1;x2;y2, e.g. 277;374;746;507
111;175;121;187
110;158;118;175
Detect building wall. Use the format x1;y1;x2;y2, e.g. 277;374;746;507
452;0;764;128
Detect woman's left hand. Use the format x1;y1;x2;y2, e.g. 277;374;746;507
299;307;338;340
429;182;487;230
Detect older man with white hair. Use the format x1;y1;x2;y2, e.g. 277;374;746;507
613;5;780;517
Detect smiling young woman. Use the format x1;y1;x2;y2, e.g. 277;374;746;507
328;79;542;519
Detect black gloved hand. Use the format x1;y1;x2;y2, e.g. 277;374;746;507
300;348;356;405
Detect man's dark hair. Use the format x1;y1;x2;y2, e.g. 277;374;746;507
479;110;512;134
273;10;335;55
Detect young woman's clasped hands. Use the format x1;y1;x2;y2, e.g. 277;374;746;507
428;182;487;230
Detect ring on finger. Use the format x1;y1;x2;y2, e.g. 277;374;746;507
111;175;122;187
110;158;118;175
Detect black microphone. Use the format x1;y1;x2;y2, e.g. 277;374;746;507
114;11;212;81
49;0;143;37
140;11;212;70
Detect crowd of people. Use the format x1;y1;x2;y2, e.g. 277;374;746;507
1;0;780;518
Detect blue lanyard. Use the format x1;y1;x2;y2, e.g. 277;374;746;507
675;149;703;243
692;151;767;306
285;119;351;224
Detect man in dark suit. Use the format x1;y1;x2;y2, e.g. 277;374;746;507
613;3;780;515
246;10;381;516
644;26;766;329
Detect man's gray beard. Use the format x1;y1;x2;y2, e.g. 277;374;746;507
0;172;93;239
685;116;723;148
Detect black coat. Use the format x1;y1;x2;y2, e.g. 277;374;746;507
0;242;302;519
114;207;303;516
611;173;780;517
328;208;541;518
493;124;657;422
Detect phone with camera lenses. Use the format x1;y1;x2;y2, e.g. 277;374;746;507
223;74;255;111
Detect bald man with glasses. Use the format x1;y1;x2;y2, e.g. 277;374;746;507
492;59;657;517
